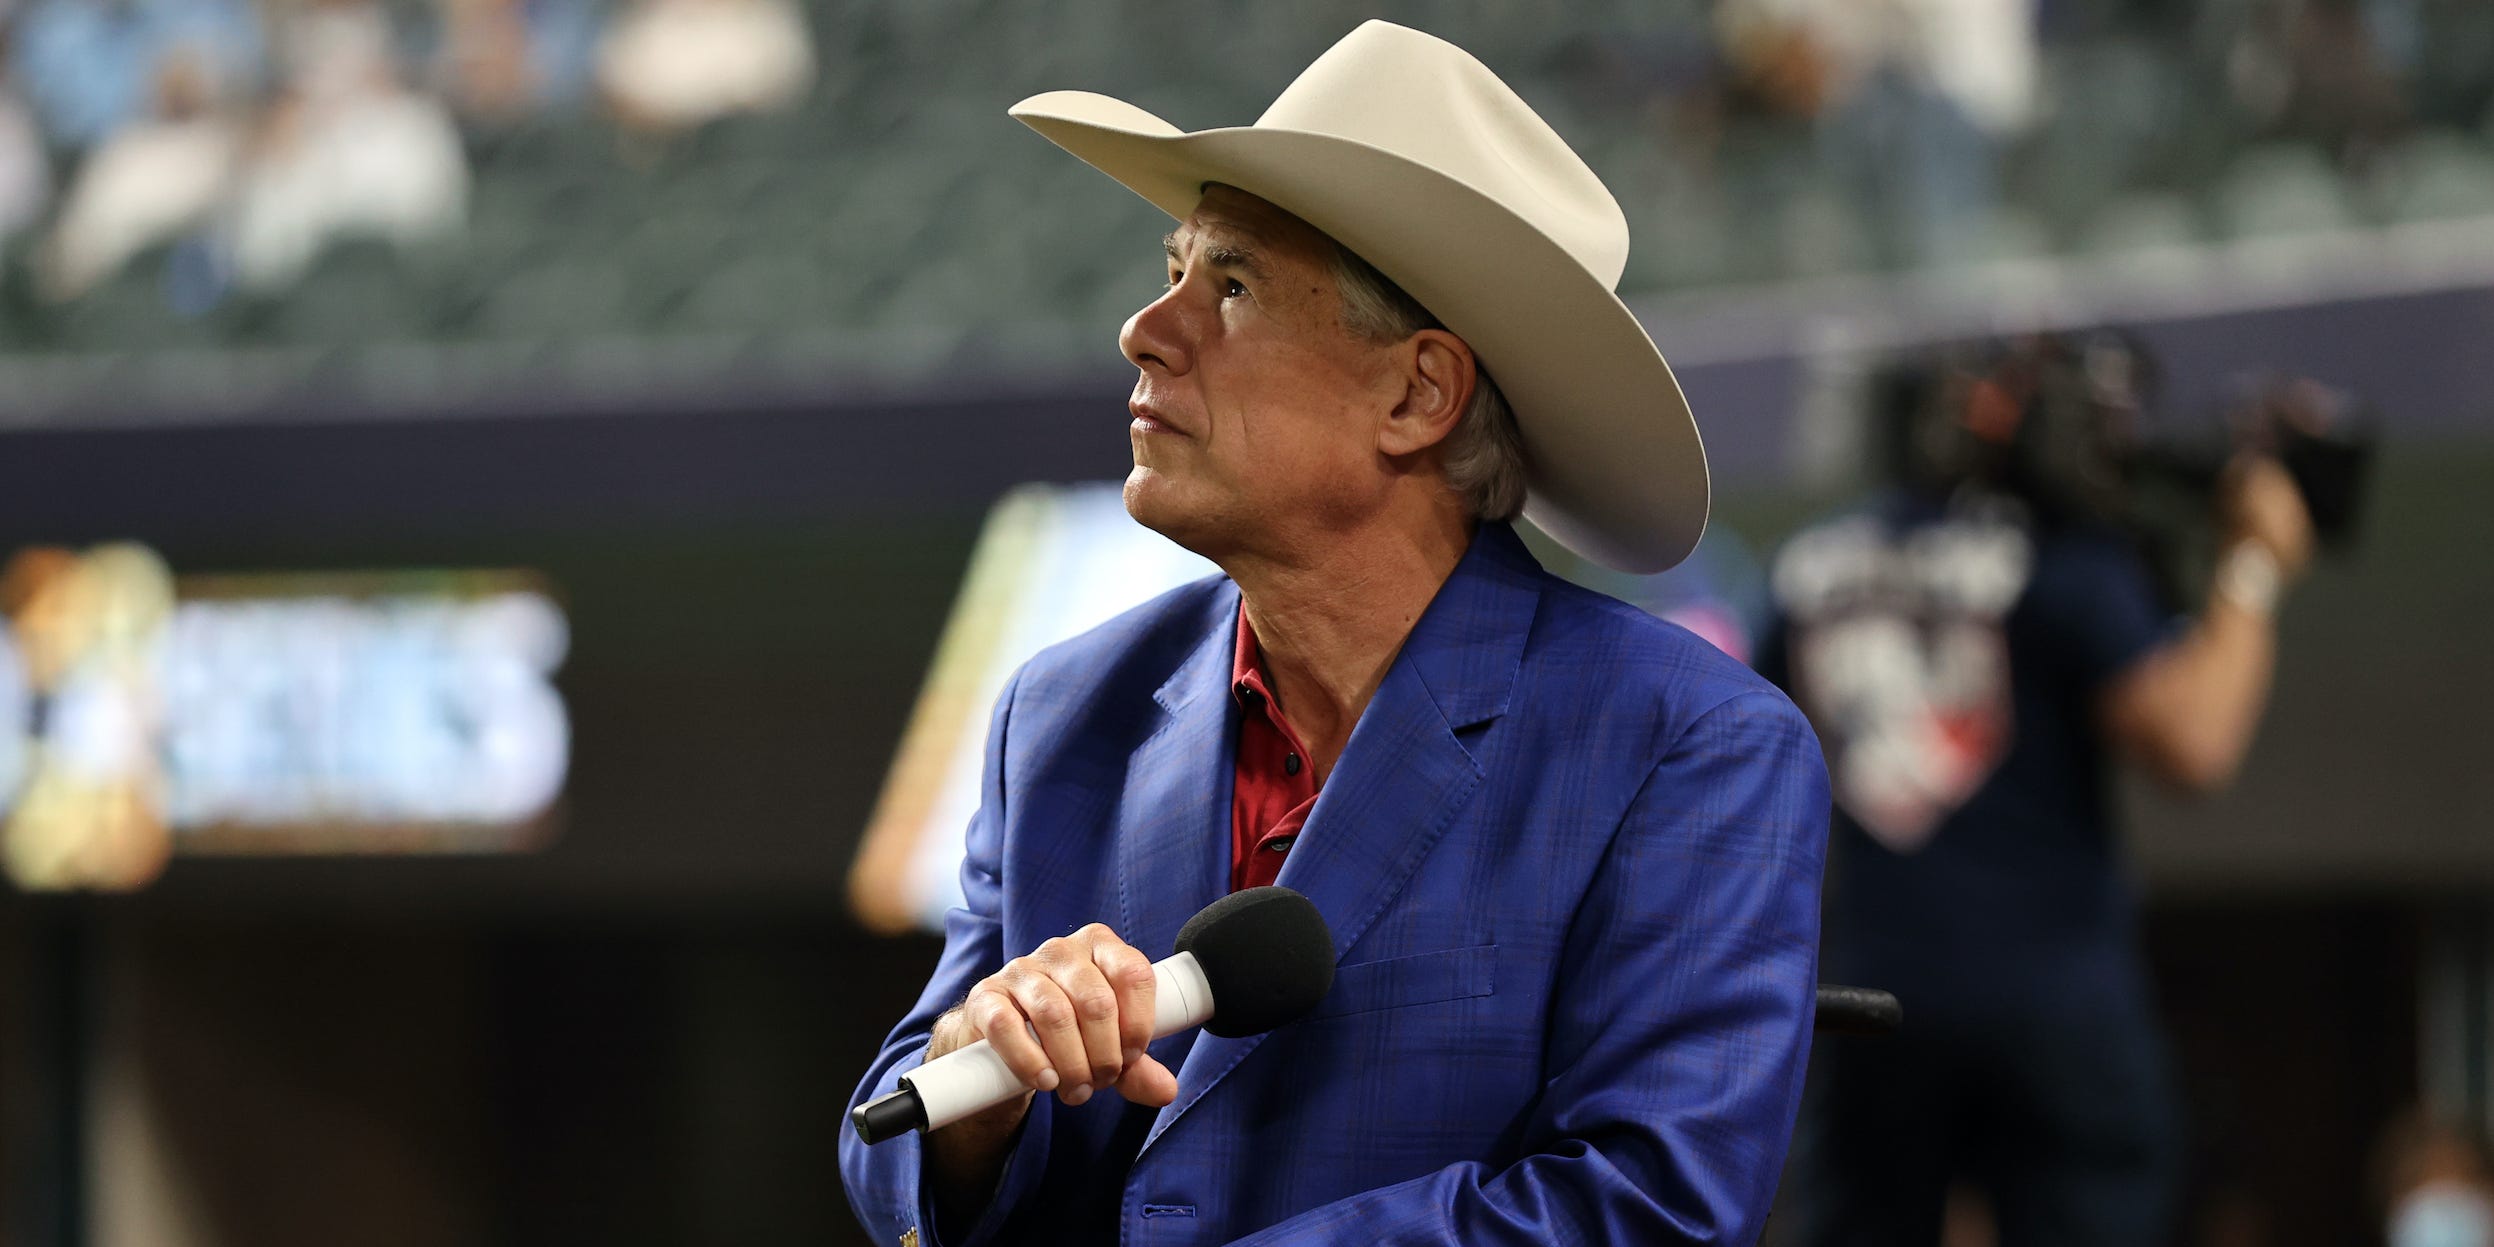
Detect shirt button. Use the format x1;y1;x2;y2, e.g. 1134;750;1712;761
1284;753;1302;777
1266;836;1295;854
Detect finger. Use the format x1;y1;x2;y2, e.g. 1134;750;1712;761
1114;1051;1179;1108
964;984;1056;1092
1091;937;1158;1066
1003;966;1090;1099
1042;956;1124;1102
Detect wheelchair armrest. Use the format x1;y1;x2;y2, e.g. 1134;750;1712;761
1814;984;1902;1036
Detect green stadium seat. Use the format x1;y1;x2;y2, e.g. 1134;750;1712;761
53;245;223;352
2381;129;2494;223
2077;193;2207;256
472;256;642;339
673;251;842;334
269;239;434;345
2208;143;2358;239
16;3;2494;381
1964;206;2054;267
1778;187;1881;280
2013;39;2183;239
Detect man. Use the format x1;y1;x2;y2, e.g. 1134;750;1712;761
841;22;1829;1245
1759;335;2318;1245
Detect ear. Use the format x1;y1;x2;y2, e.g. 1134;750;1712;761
1377;329;1476;458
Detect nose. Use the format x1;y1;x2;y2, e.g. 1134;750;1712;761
1119;284;1193;377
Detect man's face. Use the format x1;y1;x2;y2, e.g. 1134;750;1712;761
1119;186;1402;559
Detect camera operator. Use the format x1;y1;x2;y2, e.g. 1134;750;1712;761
1760;332;2318;1245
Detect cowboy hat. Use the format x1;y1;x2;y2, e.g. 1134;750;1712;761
1010;19;1707;574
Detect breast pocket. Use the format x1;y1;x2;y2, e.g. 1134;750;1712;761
1306;943;1497;1021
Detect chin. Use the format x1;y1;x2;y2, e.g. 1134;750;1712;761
1123;468;1227;557
1122;468;1183;537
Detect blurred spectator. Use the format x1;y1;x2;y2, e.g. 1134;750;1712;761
1717;0;2039;267
226;0;466;291
2217;0;2408;171
596;0;813;134
2373;1113;2494;1247
433;0;602;124
37;45;237;300
9;0;260;150
0;65;52;257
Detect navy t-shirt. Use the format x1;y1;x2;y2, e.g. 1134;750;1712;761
1758;493;2173;990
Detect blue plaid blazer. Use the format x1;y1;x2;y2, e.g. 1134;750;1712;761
842;522;1828;1245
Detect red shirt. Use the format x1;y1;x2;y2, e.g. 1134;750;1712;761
1230;607;1320;892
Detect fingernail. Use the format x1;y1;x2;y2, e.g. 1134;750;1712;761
1123;1047;1142;1068
1066;1084;1091;1106
1035;1068;1059;1092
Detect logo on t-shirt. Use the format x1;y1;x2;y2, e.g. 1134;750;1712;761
1774;505;2033;852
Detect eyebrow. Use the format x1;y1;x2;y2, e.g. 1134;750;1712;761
1162;230;1272;282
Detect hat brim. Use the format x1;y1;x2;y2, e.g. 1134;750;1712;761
1012;89;1708;575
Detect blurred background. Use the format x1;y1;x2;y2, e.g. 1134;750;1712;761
0;0;2488;1243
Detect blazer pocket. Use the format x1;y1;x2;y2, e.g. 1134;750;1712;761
1307;943;1497;1021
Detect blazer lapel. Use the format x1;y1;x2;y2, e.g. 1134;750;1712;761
1137;523;1544;1163
1113;581;1239;972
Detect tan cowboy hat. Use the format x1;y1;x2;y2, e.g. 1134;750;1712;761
1011;19;1707;574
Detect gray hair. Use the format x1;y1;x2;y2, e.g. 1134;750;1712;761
1325;243;1530;523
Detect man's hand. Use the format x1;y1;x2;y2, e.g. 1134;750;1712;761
2221;455;2314;582
919;923;1182;1218
2100;454;2313;794
936;922;1180;1111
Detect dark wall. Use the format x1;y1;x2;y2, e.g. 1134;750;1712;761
0;910;946;1247
0;393;1119;911
1757;900;2417;1247
2148;902;2420;1247
0;406;2484;910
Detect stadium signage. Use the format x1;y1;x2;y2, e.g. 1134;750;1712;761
0;543;569;891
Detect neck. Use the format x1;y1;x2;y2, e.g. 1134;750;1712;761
1221;501;1476;781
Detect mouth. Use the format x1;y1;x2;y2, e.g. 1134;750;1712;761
1128;399;1187;437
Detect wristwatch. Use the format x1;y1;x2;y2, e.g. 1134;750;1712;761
2215;542;2283;617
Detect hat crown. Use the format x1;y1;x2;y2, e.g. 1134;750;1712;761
1253;22;1628;290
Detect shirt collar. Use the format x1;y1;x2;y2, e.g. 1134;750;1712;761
1230;604;1275;710
1217;521;1544;729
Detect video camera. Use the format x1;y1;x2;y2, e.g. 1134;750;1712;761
1869;329;2374;610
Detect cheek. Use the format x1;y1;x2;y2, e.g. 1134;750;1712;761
1179;319;1388;505
1210;350;1370;462
1193;416;1370;536
1256;383;1379;497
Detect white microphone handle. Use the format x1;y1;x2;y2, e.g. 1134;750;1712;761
905;951;1213;1133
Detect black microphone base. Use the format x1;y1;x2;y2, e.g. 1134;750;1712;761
853;1087;929;1145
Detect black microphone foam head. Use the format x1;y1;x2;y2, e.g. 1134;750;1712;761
1174;885;1336;1039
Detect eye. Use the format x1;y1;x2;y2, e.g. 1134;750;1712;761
1223;277;1249;299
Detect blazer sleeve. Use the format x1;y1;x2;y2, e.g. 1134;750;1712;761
840;668;1056;1247
1226;690;1829;1246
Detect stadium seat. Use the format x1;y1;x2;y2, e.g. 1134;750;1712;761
270;239;435;345
10;0;2494;384
53;244;222;352
2077;192;2207;256
2381;129;2494;223
2209;143;2358;239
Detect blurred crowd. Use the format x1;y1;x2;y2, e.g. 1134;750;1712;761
1592;0;2494;277
0;0;2486;381
0;0;814;307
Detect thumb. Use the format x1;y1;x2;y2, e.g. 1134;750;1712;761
1115;1052;1180;1108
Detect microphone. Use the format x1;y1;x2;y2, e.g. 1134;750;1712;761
852;885;1335;1144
